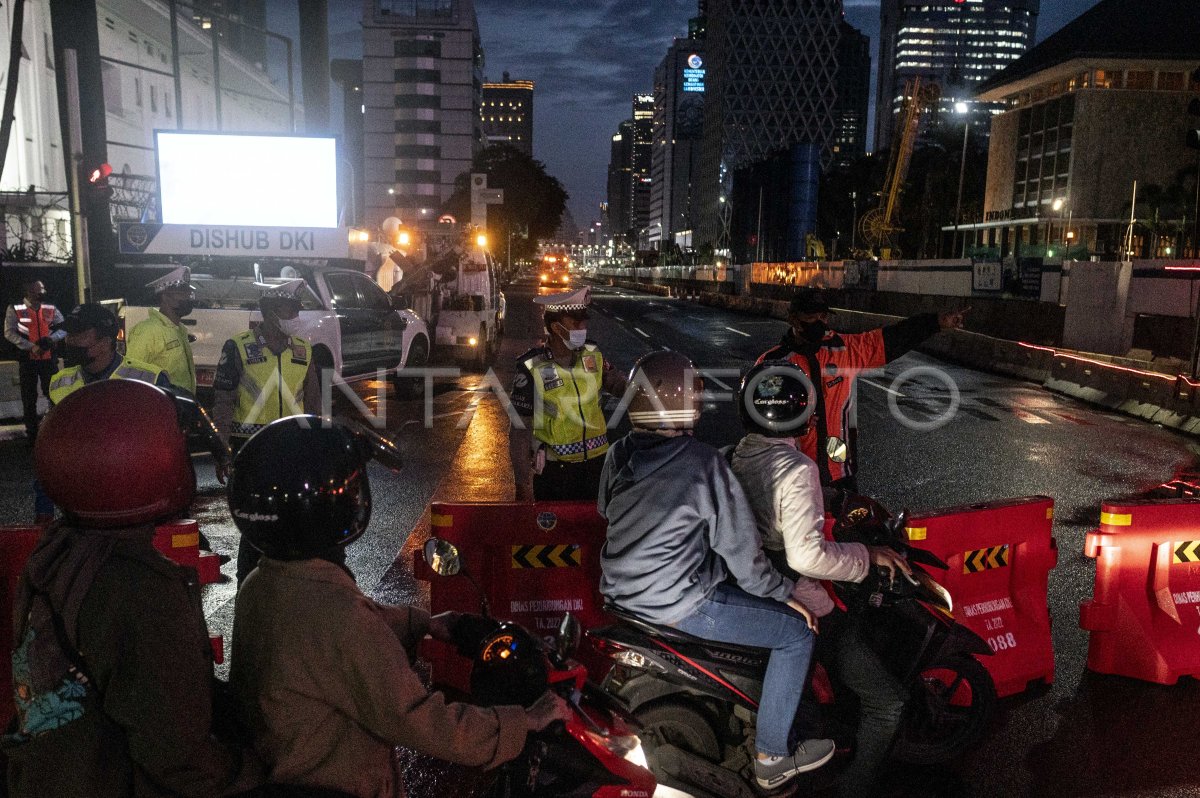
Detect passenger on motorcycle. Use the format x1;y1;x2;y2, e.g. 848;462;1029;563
731;361;912;798
227;416;570;797
598;350;836;791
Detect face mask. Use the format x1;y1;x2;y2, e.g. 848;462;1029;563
556;324;587;351
798;320;827;342
29;293;45;305
277;317;306;337
173;299;196;317
63;340;104;368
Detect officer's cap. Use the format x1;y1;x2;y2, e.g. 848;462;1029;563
147;265;196;294
535;286;590;316
56;303;120;339
258;279;308;304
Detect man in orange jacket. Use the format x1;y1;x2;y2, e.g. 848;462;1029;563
756;289;967;492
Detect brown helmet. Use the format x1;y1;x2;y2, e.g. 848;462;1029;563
626;351;704;430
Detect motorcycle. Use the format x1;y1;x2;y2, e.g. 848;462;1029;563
422;537;658;798
586;497;997;798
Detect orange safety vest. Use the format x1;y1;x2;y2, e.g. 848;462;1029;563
13;304;56;361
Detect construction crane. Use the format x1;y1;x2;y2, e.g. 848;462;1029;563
858;77;940;259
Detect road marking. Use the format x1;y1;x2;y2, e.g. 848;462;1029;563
723;326;751;338
861;378;905;398
1013;409;1051;424
686;315;705;321
634;327;650;338
613;315;625;322
660;345;673;352
702;372;733;391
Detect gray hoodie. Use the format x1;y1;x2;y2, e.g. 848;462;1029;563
598;431;794;624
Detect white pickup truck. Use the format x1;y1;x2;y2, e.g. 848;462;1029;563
122;263;430;397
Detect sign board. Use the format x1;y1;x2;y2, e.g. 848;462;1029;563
118;223;351;259
682;53;705;93
972;261;1002;291
156;131;338;228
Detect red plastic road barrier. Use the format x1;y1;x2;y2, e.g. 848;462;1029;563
153;519;200;570
1;526;44;732
905;496;1058;698
1080;499;1200;684
415;500;611;692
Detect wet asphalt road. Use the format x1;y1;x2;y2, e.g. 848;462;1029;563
2;275;1198;797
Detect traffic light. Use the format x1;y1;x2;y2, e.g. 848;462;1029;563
88;162;114;199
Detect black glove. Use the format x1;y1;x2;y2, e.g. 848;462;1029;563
35;337;53;350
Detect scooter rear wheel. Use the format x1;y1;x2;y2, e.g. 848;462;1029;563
891;654;996;765
639;700;722;763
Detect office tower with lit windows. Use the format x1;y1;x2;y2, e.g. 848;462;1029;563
834;18;870;163
606;119;633;240
362;0;484;228
650;37;706;248
189;0;267;67
481;73;533;155
630;94;655;246
875;0;1039;151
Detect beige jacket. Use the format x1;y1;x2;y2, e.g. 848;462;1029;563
230;558;528;798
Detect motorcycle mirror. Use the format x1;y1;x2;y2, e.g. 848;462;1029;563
826;436;849;464
556;613;582;663
424;538;462;577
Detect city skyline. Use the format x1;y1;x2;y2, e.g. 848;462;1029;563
306;0;1103;231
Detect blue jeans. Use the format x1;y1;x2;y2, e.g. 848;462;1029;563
672;582;815;757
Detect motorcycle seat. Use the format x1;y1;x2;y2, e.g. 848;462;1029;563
605;603;770;659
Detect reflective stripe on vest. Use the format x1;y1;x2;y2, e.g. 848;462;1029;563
230;330;311;436
523;346;608;463
48;357;164;404
14;304;56;361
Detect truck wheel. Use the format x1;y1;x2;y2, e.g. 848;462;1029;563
470;324;488;372
392;337;428;400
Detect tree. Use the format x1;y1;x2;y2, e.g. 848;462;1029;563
441;145;569;262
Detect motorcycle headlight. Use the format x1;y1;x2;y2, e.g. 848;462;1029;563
582;727;641;758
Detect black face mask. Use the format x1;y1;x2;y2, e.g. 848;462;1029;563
173;299;196;317
798;320;828;342
61;344;92;368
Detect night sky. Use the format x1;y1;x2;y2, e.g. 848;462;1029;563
280;0;1106;230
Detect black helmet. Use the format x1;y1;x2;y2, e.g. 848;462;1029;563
227;416;402;560
738;361;814;437
626;350;704;430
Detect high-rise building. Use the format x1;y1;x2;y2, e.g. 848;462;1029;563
875;0;1039;152
696;0;842;257
834;18;870;163
189;0;267;68
606;119;633;240
630;93;655;246
650;37;706;248
481;73;533;155
362;0;484;228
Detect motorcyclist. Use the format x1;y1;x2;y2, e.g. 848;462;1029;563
598;350;835;791
730;361;912;798
227;416;570;797
5;379;260;797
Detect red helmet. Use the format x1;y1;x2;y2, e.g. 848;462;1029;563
35;380;195;527
626;351;705;430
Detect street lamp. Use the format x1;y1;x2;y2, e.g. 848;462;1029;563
1049;197;1066;255
952;101;970;258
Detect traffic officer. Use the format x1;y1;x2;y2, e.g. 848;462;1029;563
48;303;170;403
211;279;319;582
508;286;626;501
4;280;66;442
756;288;967;492
126;265;198;396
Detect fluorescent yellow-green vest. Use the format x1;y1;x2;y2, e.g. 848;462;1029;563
48;357;165;404
125;308;197;395
524;344;609;463
230;329;312;439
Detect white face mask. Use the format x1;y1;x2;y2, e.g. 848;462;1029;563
557;324;587;351
275;316;305;337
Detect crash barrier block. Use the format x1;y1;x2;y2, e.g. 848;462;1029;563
153;519;200;570
1079;499;1200;685
415;500;611;693
905;496;1058;698
1;526;44;732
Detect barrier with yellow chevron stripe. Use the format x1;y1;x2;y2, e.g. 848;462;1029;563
963;545;1010;574
512;544;582;569
1081;499;1200;684
903;496;1057;698
415;500;613;693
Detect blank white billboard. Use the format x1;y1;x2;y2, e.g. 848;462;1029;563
156;132;338;228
